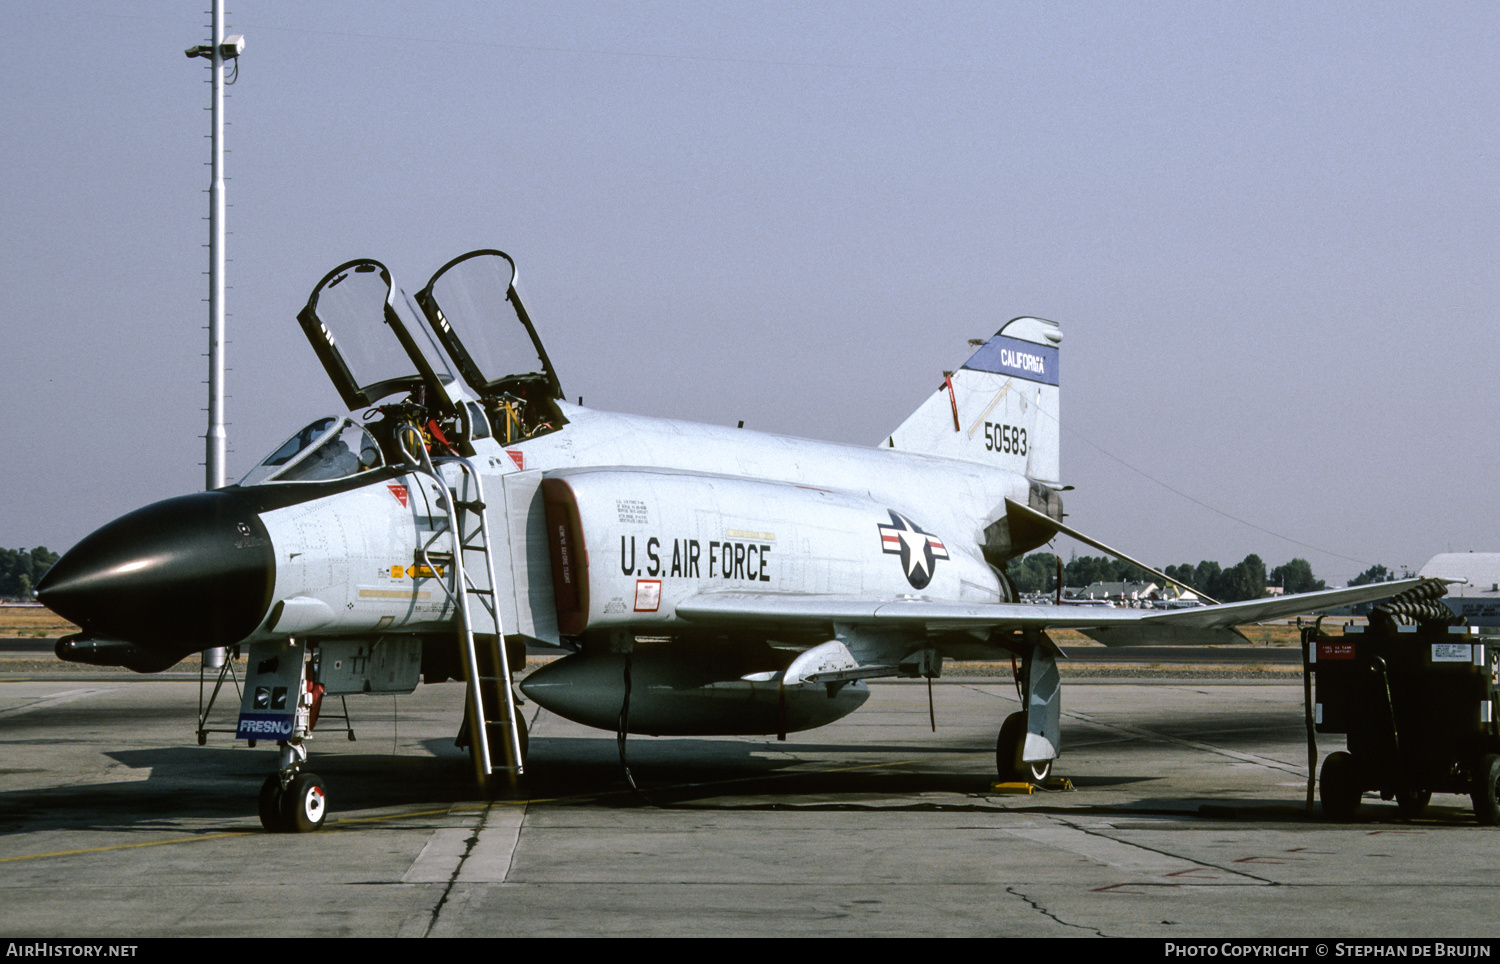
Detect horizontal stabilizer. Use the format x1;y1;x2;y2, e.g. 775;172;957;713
1003;498;1218;604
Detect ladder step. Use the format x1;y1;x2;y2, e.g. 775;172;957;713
454;500;486;512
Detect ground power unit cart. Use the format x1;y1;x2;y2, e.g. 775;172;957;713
1308;587;1500;824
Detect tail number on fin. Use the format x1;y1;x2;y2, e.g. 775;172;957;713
983;422;1027;456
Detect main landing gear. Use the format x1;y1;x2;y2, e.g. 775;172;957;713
997;711;1052;783
994;640;1062;785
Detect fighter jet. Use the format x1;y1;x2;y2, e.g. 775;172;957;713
36;249;1428;832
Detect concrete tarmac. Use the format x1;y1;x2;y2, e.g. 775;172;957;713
1;671;1497;938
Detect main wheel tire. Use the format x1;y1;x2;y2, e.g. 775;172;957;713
1396;788;1431;820
1471;753;1500;826
258;773;288;833
281;772;328;833
996;712;1052;784
1320;751;1362;821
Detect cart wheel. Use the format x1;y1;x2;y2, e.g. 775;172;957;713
1396;788;1431;820
1471;754;1500;826
1320;751;1362;821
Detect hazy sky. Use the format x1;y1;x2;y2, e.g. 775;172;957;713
3;2;1496;585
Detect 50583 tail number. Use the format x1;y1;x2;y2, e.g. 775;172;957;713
983;422;1027;456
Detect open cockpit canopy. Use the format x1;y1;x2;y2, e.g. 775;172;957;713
296;259;459;415
295;249;568;450
414;249;563;403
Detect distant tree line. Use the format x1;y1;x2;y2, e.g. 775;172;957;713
1;547;59;599
1348;564;1399;586
1008;552;1350;603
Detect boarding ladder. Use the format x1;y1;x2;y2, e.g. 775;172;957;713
398;426;525;795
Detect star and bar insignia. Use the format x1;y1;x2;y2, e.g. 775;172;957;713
878;510;949;590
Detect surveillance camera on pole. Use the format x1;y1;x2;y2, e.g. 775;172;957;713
185;34;244;60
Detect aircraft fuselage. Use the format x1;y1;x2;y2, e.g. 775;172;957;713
40;403;1029;672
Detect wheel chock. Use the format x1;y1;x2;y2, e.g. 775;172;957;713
990;776;1075;794
990;781;1035;794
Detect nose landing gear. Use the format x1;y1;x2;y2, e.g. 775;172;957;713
260;767;328;833
239;639;333;833
257;735;328;833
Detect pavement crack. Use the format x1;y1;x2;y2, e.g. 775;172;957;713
1061;709;1307;778
1054;818;1277;885
1005;885;1106;936
0;688;113;719
422;802;492;938
961;681;1022;707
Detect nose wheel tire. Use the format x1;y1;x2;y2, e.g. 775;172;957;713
282;772;328;833
996;711;1052;784
259;773;290;833
259;770;328;833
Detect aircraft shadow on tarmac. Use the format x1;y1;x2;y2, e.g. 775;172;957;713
0;745;478;834
2;728;1483;831
518;735;1017;804
0;734;1131;832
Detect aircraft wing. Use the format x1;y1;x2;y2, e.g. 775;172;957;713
674;577;1436;648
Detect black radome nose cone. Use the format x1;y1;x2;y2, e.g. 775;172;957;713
37;491;276;661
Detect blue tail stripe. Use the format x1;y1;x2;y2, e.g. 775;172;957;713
961;335;1059;386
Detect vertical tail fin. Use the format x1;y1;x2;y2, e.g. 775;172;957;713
885;316;1061;484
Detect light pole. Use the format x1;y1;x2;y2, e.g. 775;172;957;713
185;8;243;492
186;5;243;672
